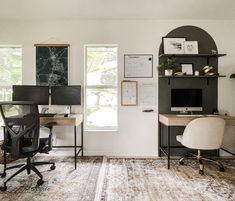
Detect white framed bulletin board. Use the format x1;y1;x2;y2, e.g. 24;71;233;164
124;54;153;78
121;80;138;106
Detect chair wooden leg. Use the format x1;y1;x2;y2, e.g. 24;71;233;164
199;159;204;175
197;150;204;175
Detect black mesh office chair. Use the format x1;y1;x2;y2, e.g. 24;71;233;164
0;101;55;191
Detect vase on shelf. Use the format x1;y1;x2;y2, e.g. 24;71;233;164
164;69;173;76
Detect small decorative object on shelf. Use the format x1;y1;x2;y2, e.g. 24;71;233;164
201;65;218;76
211;49;217;55
194;70;200;76
174;72;186;76
230;73;235;78
164;69;173;76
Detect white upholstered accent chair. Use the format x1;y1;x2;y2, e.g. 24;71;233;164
176;117;226;175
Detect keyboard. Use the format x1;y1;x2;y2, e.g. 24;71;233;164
205;114;218;117
176;114;204;117
176;114;218;117
39;113;57;117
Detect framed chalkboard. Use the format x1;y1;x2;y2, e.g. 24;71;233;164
124;54;153;78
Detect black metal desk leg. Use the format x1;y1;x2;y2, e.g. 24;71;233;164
74;126;77;169
167;126;170;169
158;122;161;157
81;122;84;157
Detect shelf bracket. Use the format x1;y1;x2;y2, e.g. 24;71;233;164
168;78;171;85
206;57;210;65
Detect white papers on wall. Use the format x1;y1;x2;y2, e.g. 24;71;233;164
138;82;157;105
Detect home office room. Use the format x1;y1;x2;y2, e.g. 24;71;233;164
0;0;234;201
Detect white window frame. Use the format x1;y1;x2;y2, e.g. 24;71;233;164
0;45;22;100
84;44;118;131
0;45;22;136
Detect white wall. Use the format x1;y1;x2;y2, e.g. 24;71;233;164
0;19;234;156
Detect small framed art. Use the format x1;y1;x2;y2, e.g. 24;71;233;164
184;41;198;54
181;63;194;75
121;80;138;106
162;37;186;54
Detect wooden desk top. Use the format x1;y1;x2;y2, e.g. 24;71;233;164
159;114;235;126
40;114;83;127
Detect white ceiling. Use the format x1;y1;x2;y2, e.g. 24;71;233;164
0;0;235;20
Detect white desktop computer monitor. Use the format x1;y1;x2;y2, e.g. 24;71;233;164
171;88;203;112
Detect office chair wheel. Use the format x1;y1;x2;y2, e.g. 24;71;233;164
199;169;204;175
179;160;184;165
0;172;6;178
219;166;225;172
37;179;44;186
50;164;56;170
0;185;7;191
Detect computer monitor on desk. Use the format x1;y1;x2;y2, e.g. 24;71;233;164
171;88;202;113
12;85;49;105
51;86;81;115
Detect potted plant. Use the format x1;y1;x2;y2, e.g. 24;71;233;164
158;58;179;76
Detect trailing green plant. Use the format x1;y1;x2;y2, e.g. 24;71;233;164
158;58;179;71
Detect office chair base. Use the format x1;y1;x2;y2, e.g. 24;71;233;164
0;157;55;191
179;158;185;165
199;169;204;175
0;185;7;191
0;172;6;178
37;179;44;186
179;151;225;174
50;164;56;170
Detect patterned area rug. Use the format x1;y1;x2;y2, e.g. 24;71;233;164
99;158;235;201
0;156;103;201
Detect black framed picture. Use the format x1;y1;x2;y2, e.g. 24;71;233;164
35;44;69;86
162;37;186;54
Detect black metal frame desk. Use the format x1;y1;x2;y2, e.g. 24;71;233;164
159;114;235;169
40;114;83;169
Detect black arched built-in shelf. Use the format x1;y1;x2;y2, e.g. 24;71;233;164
158;25;226;157
159;75;226;85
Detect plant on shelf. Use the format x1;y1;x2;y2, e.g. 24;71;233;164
158;58;180;76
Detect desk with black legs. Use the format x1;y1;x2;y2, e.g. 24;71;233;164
158;114;235;169
40;114;83;169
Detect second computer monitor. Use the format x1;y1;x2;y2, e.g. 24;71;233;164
51;86;81;105
13;85;49;105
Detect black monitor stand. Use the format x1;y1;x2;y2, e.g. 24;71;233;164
64;105;71;117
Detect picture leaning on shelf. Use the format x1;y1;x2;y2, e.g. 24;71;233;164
184;41;198;54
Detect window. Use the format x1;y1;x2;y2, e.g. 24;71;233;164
0;46;22;125
85;45;118;130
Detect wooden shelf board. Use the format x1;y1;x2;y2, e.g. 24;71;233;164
159;53;226;58
159;75;226;78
